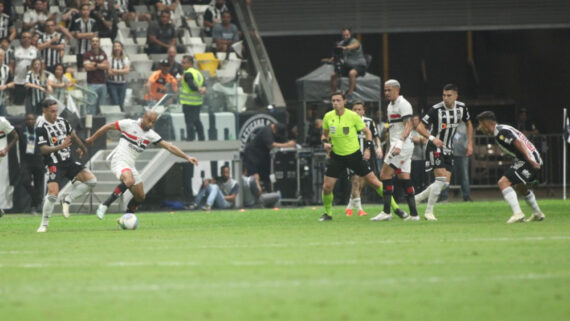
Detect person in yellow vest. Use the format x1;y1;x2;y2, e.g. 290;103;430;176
180;55;206;141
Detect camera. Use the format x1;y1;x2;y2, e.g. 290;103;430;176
332;47;344;74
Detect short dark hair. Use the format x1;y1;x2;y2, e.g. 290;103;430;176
352;100;364;107
443;83;458;92
221;164;230;172
182;55;193;64
160;10;171;16
42;98;58;109
476;111;496;122
330;90;345;99
80;3;90;10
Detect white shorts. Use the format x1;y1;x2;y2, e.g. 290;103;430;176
111;159;142;185
384;143;413;173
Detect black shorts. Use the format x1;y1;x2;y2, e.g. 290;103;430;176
325;150;371;178
47;161;86;185
341;64;366;77
504;160;540;186
425;144;454;172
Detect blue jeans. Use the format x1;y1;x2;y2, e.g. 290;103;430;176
453;156;471;199
88;83;107;115
194;184;232;209
107;82;127;111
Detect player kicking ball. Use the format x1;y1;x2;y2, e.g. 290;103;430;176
476;111;545;223
319;91;406;222
85;110;198;219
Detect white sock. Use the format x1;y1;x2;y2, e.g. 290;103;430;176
502;187;522;215
426;178;447;214
524;191;541;214
346;197;353;210
415;184;431;202
41;194;57;226
353;197;362;210
66;178;97;202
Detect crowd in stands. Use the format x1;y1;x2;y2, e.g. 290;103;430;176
0;0;245;117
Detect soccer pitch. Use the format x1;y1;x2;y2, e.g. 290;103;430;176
1;200;569;321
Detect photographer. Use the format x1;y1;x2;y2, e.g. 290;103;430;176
322;28;367;101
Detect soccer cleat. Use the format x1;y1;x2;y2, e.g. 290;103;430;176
319;213;332;221
424;213;438;221
0;209;4;218
357;209;367;216
202;204;212;211
61;199;71;219
394;208;409;219
345;208;353;216
96;204;108;220
370;212;392;221
37;225;47;233
525;212;546;222
507;212;526;224
404;215;420;221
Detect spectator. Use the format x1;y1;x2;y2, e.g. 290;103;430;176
192;164;239;210
0;1;16;41
70;3;99;69
16;113;44;214
516;108;539;137
153;46;184;78
410;114;427;193
147;10;177;54
23;0;50;32
452;122;472;201
322;28;367;101
0;49;13;116
0;37;14;74
64;66;77;90
36;18;65;73
145;58;177;105
83;36;109;114
91;0;115;38
107;40;130;111
203;0;228;37
180;55;205;141
114;0;151;22
14;32;40;105
243;123;296;195
25;57;51;115
47;64;71;102
305;118;323;147
212;11;239;53
153;0;179;14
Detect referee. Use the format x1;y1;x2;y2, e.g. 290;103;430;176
319;91;399;221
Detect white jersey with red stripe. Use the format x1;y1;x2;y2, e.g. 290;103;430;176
386;95;413;148
110;119;163;165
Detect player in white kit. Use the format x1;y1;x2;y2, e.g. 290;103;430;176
85;110;199;219
371;80;419;221
0;116;18;217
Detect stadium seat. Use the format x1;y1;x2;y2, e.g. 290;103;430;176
6;105;25;116
62;55;77;67
194;52;219;77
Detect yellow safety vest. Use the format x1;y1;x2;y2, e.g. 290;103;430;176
180;67;204;106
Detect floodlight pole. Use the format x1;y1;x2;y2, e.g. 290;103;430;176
563;108;567;200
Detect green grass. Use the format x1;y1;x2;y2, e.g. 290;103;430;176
1;200;569;321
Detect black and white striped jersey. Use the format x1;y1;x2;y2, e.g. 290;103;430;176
70;17;97;55
356;116;379;153
25;70;49;108
422;101;470;154
0;13;12;39
36;116;73;165
108;56;130;83
494;124;542;165
38;32;65;68
0;64;11;101
4;47;14;66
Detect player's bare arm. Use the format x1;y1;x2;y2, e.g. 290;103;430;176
466;120;474;156
71;131;88;158
392;117;413;156
362;127;372;160
416;121;443;148
157;140;198;165
0;130;18;157
513;139;540;170
321;129;332;151
85;123;117;146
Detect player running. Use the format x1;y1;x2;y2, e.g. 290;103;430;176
371;79;419;221
413;84;473;220
319;91;404;221
85;110;198;219
36;99;97;232
476;111;545;223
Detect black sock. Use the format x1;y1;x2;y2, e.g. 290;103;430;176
382;179;393;214
127;198;142;213
103;183;128;207
402;179;418;216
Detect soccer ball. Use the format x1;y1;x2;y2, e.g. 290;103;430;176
118;213;139;230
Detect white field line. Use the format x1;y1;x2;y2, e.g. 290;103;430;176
1;272;569;295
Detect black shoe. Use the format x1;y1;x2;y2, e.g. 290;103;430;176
319;213;332;221
0;209;4;218
394;208;409;219
463;197;473;202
